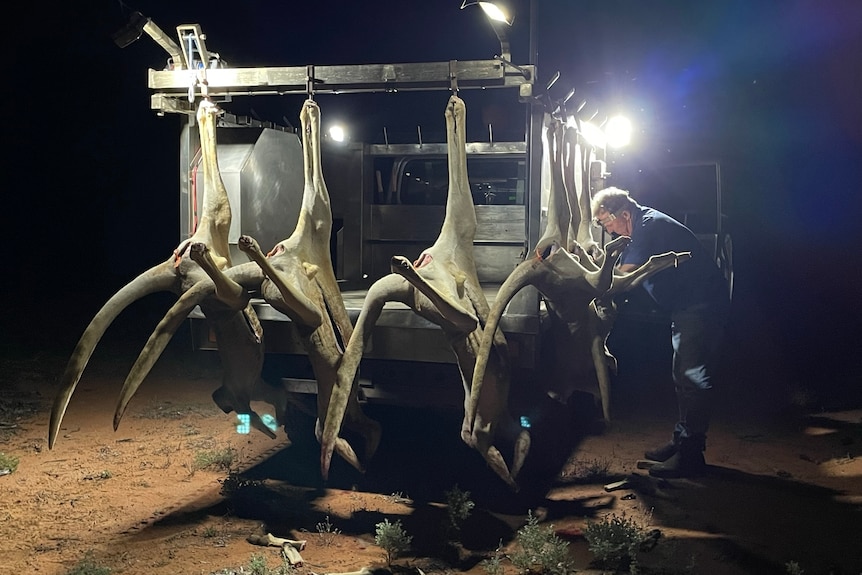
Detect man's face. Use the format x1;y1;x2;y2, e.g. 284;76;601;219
593;208;627;236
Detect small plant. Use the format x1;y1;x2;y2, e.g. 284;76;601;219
64;550;111;575
219;472;263;498
181;422;201;436
481;539;506;575
211;553;296;575
386;491;411;503
444;484;475;534
510;510;573;575
193;446;237;471
0;452;20;474
315;514;341;546
375;518;412;567
272;558;298;575
584;512;649;574
202;525;218;538
785;561;805;575
559;457;613;483
82;470;112;481
247;553;269;575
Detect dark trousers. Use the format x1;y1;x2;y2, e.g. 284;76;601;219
670;303;727;449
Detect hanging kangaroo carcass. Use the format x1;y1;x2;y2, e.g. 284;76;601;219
321;94;530;491
236;99;381;475
49;98;289;448
468;116;691;428
83;99;380;476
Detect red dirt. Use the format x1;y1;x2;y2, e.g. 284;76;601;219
1;346;860;575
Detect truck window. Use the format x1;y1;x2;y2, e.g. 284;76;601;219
374;157;526;205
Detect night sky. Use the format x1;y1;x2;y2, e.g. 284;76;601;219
2;1;861;407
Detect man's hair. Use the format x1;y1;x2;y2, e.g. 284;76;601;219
591;186;641;216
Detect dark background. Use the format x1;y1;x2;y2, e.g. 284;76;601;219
2;1;861;410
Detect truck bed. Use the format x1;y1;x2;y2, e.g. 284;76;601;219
189;283;540;367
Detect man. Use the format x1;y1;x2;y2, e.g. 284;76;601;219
591;187;730;478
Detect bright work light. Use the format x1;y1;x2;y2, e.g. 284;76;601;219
460;1;514;61
605;115;632;148
463;1;514;26
328;125;346;143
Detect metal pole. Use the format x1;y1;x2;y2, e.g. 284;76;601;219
526;0;541;255
508;0;542;330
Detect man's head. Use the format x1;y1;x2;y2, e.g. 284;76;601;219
591;187;640;236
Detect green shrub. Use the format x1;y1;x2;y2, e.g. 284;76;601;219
510;510;573;575
0;452;20;474
584;512;649;574
444;484;475;534
247;553;269;575
375;518;412;567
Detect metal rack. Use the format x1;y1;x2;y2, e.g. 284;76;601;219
132;13;547;400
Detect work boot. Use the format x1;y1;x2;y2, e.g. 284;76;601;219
648;447;706;479
644;441;678;462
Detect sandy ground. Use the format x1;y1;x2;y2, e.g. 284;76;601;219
1;343;861;575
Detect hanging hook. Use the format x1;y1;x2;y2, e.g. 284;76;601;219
306;64;315;101
448;60;459;94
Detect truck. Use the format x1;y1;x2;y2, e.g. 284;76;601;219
129;15;732;411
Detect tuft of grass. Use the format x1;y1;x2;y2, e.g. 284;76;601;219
385;491;411;503
481;539;506;575
0;452;20;475
315;514;341;547
193;446;237;472
510;510;573;575
559;457;613;483
375;518;412;567
63;550;111;575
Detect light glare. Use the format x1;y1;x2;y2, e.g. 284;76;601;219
605;115;632;148
329;125;345;142
478;2;512;25
580;121;606;149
